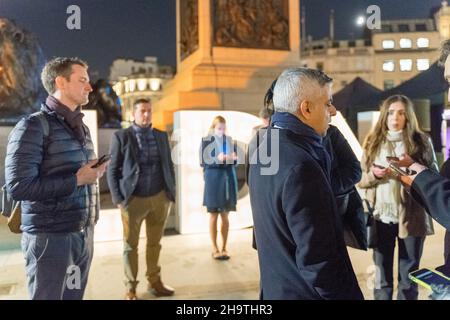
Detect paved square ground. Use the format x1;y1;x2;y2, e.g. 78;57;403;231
0;210;447;300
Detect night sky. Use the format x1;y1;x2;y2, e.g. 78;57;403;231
1;0;446;79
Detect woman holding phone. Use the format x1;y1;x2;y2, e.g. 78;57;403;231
200;116;238;260
358;94;438;300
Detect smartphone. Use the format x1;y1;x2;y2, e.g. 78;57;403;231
389;163;417;176
409;268;450;290
91;154;111;168
436;264;450;278
386;156;399;162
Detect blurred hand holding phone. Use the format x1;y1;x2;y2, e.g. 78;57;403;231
76;155;111;186
430;284;450;300
389;163;417;176
387;154;415;168
91;154;111;169
409;268;450;300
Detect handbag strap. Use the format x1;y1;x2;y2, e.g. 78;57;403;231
363;198;374;215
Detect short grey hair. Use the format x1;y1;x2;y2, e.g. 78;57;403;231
272;68;333;114
439;39;450;67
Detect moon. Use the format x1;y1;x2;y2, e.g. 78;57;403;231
356;16;365;26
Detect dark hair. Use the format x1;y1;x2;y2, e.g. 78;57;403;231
262;79;277;122
264;79;277;110
41;57;88;94
133;98;152;111
439;39;450;67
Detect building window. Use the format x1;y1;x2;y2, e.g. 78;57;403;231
150;79;161;91
400;59;413;71
383;60;395;72
382;40;395;49
417;59;430;71
399;38;412;49
137;79;147;91
316;62;324;71
417;38;430;48
415;24;427;32
399;24;410;32
381;25;393;33
128;79;136;92
384;80;395;90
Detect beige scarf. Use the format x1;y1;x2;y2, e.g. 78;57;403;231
373;130;405;224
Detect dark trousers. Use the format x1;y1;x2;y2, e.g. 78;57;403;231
373;220;425;300
21;225;94;300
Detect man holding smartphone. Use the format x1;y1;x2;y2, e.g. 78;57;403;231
107;98;175;300
397;40;450;299
5;57;108;300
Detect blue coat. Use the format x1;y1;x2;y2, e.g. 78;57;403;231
5;104;99;233
200;135;238;210
248;125;363;300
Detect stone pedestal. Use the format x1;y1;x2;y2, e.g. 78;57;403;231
152;0;301;129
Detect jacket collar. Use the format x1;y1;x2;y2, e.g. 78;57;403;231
270;112;331;180
271;112;323;146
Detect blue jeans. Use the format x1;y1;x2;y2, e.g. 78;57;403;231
21;225;94;300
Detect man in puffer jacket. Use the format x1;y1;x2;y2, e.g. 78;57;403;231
5;57;109;300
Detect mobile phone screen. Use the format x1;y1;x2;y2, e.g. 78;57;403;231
410;269;450;287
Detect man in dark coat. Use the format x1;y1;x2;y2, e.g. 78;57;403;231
248;67;364;300
5;57;108;300
107;98;175;300
398;40;450;299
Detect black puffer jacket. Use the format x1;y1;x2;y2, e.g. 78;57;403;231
5;104;99;233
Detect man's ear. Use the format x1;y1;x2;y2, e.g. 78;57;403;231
299;101;312;120
54;76;66;91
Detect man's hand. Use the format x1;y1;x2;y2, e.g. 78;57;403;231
398;162;427;189
388;153;415;168
430;284;450;300
398;154;415;167
76;159;110;186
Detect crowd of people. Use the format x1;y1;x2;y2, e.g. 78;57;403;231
4;39;450;300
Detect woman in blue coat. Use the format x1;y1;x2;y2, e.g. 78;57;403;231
200;116;238;260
